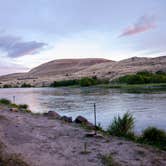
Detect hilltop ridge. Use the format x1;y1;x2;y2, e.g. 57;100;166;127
0;56;166;87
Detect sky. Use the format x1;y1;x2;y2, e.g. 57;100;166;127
0;0;166;75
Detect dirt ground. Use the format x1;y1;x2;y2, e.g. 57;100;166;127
0;109;166;166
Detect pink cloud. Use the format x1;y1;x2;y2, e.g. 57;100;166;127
120;15;156;37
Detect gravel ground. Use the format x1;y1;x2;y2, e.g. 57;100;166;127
0;109;166;166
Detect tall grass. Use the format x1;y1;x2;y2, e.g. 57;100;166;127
107;112;135;139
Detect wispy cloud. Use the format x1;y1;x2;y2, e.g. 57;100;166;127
0;61;29;75
0;35;46;57
120;15;156;37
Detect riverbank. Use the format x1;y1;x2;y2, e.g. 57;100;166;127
0;105;166;166
1;82;166;94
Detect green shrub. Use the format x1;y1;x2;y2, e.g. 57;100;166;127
107;112;135;138
3;84;12;88
0;99;11;105
50;79;79;87
10;103;19;108
113;70;166;84
50;77;109;87
79;77;97;86
18;104;28;109
140;127;166;149
21;83;32;88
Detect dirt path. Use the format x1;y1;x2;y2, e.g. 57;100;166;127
0;109;166;166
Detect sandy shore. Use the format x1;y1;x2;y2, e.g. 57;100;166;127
0;108;166;166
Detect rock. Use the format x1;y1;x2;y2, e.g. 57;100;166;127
75;116;88;124
85;132;105;139
44;111;61;119
10;108;18;112
61;116;72;123
75;116;94;129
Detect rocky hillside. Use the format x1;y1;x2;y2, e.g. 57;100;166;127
0;56;166;87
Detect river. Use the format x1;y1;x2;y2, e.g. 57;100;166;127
0;87;165;133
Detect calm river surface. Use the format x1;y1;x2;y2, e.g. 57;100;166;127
0;87;166;133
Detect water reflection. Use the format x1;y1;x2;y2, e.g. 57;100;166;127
0;87;165;133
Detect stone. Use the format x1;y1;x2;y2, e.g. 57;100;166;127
75;116;94;129
10;108;18;112
61;116;72;123
75;116;89;124
44;111;61;119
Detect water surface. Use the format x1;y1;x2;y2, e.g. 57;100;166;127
0;87;165;133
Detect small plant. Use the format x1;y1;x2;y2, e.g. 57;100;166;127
18;104;28;110
107;112;135;138
101;154;121;166
140;127;166;150
0;99;11;105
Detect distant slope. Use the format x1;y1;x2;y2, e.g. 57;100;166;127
0;56;166;87
29;58;111;76
76;56;166;80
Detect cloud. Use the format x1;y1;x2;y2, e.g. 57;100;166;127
0;61;29;76
0;35;46;57
120;15;156;37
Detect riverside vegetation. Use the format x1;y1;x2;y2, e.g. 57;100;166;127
0;98;31;113
50;76;109;87
1;71;166;91
107;112;166;151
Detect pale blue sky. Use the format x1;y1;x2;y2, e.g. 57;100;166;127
0;0;166;75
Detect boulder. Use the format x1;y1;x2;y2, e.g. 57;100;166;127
44;111;61;119
75;116;94;129
10;108;18;112
61;116;72;123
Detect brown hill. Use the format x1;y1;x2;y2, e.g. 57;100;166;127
29;58;111;76
0;56;166;87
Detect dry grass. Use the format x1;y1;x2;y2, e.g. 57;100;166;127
0;140;30;166
101;154;121;166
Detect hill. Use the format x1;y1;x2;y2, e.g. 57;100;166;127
0;56;166;87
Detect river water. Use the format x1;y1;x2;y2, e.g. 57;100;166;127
0;87;165;133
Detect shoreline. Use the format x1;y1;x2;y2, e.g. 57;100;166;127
0;106;166;166
1;82;166;91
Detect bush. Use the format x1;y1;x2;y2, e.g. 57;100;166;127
50;79;79;87
0;99;11;105
3;84;12;88
107;112;135;138
21;83;32;88
50;77;109;87
113;70;166;84
140;127;166;149
18;104;28;109
79;77;97;86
